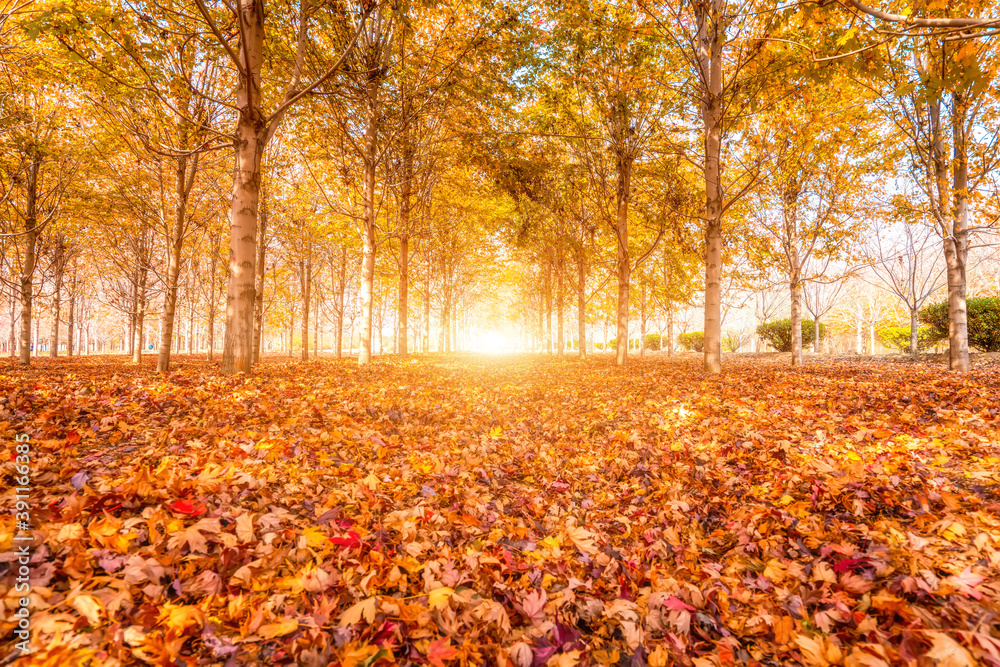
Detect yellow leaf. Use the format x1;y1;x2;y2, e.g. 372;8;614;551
941;522;967;542
846;451;862;461
925;632;974;667
363;472;379;490
427;586;454;610
69;594;104;626
236;513;254;543
566;525;598;555
302;526;327;549
258;618;299;639
159;604;205;635
339;596;377;626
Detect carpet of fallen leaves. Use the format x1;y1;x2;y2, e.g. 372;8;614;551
2;354;1000;667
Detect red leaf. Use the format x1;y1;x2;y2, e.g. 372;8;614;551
169;500;206;516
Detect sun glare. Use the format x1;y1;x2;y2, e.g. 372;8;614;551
473;329;515;353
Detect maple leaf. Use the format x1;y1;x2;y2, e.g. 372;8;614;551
941;568;985;600
330;530;363;550
257;618;298;639
425;637;458;666
339;596;377;626
428;586;455;611
925;632;975;667
166;518;221;554
565;524;598;555
168;499;207;516
69;594;104;626
517;588;547;623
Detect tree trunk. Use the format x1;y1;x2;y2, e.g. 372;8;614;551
667;308;674;356
207;233;219;360
556;247;564;358
814;315;821;354
222;0;265;375
250;193;267;365
49;239;65;357
398;235;409;355
909;307;919;358
187;270;195;354
784;184;803;366
133;262;147;363
577;249;586;360
544;258;552;354
313;286;320;358
300;254;311;361
423;250;431;352
67;270;76;357
18;156;41;367
946;94;970;372
158;153;194;372
8;283;16;358
856;308;864;354
614;156;632;367
699;0;724;374
640;277;646;358
336;247;346;358
358;83;378;365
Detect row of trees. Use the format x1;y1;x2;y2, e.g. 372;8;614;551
3;0;998;374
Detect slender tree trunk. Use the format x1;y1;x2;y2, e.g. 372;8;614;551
133;263;147;363
250;193;267;365
814;315;821;354
699;0;724;374
187;270;195;354
336;248;346;358
577;249;586;360
358;83;379;365
856;307;864;354
158;153;194;372
946;94;970;372
314;287;320;358
8;283;16;358
784;184;803;366
614;157;632;367
18;156;41;367
67;270;76;357
49;239;64;357
423;250;431;352
300;254;311;361
544;258;552;355
397;234;410;356
222;0;265;375
207;233;219;360
556;247;564;358
909;307;919;358
667;308;674;356
640;277;646;358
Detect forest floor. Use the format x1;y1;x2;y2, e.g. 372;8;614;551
2;354;999;667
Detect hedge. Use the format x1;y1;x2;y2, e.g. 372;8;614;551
645;333;661;351
756;319;826;353
920;297;1000;352
678;331;704;352
876;326;942;353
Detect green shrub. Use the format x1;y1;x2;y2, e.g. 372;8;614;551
921;297;1000;352
645;333;661;351
594;342;604;350
877;326;941;353
756;319;826;352
722;332;742;353
678;331;704;352
608;338;617;350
